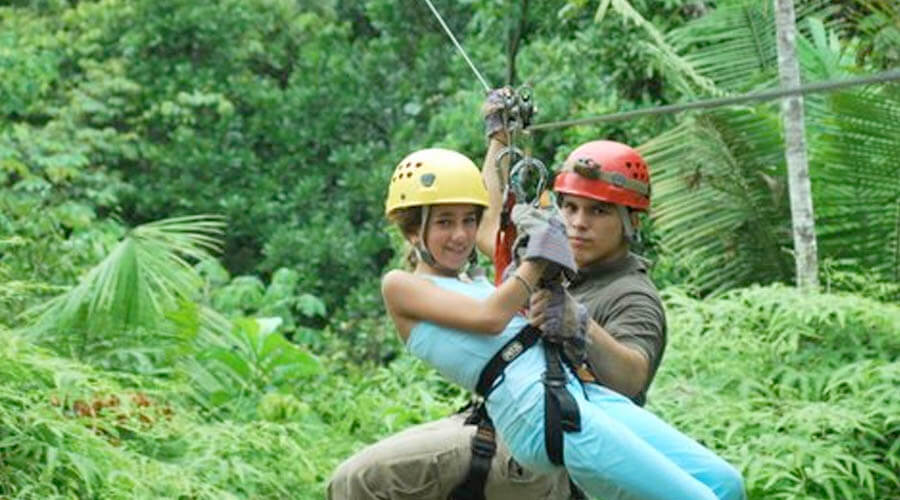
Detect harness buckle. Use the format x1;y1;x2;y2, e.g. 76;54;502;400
541;373;567;388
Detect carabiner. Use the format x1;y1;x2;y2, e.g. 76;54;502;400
509;156;548;206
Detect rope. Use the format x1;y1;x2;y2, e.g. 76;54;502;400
528;69;900;131
421;0;491;91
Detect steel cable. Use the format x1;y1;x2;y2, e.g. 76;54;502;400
528;70;900;131
421;0;491;91
419;3;899;135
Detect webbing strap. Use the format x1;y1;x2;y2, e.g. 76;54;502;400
475;325;541;397
449;404;495;500
493;195;518;286
453;326;539;500
542;342;582;466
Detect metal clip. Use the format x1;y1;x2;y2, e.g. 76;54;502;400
509;156;548;206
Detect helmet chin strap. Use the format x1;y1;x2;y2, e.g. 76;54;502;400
616;204;640;244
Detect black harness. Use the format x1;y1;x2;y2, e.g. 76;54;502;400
448;325;586;500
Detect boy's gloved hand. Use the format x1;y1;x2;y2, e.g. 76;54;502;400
529;283;589;365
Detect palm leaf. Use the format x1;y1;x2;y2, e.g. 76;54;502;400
641;0;898;292
595;0;720;95
666;1;778;91
643;109;794;294
23;215;225;351
665;1;841;92
814;84;900;280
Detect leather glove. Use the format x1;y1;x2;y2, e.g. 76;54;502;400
510;204;577;279
483;87;514;143
541;282;589;366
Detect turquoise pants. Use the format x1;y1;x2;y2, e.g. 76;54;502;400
487;371;745;500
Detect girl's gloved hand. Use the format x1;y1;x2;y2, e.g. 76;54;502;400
510;204;577;279
483;87;514;144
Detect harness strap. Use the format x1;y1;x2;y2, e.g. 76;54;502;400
453;325;582;499
475;325;541;397
451;326;539;500
542;342;582;465
448;403;495;500
493;194;518;286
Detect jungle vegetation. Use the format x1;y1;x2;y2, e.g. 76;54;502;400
1;0;898;498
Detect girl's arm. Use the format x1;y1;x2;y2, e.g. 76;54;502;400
382;260;545;337
475;138;509;258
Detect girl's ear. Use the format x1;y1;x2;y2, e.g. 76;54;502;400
630;211;641;230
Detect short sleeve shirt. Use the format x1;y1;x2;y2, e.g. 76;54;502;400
566;252;667;406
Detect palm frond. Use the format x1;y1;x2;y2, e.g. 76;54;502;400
667;2;778;91
23;215;226;351
664;1;842;92
643;110;794;294
814;84;900;280
643;0;899;292
595;0;720;95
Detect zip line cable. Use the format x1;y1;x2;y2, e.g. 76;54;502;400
421;0;491;91
420;1;899;132
529;69;900;131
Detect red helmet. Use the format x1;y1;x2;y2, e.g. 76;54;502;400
553;140;651;211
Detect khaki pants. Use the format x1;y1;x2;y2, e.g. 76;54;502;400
327;412;572;500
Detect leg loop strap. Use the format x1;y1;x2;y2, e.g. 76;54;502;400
542;342;582;466
449;403;495;500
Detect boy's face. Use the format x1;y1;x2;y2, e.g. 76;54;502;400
558;194;629;268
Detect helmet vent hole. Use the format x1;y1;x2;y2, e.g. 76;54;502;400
406;172;413;178
626;162;632;168
415;162;422;168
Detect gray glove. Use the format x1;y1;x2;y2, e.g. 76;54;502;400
483;87;514;142
510;204;577;279
541;282;589;366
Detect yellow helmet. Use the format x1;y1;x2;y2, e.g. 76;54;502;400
385;148;489;215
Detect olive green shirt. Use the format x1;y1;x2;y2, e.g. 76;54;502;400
567;252;667;406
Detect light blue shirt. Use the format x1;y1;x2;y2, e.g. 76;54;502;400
406;275;532;393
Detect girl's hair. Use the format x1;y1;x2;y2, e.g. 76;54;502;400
387;207;423;268
387;204;485;269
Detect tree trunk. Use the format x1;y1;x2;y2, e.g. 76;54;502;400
774;0;819;291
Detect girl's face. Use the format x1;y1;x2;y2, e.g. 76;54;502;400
418;204;479;275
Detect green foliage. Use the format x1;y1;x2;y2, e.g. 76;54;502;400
651;284;900;499
5;283;898;498
820;258;900;303
24;215;224;361
185;316;322;416
642;0;900;293
0;329;330;499
2;1;898;497
815;84;900;281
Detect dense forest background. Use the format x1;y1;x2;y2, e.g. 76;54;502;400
1;0;898;498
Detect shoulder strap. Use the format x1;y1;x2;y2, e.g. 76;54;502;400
475;325;541;397
450;326;540;500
